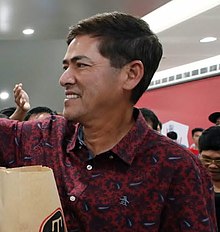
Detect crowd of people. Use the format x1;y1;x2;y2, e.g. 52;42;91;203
0;11;219;231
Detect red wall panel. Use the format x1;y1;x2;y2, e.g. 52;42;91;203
136;75;220;144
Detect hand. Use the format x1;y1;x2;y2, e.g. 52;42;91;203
13;83;30;112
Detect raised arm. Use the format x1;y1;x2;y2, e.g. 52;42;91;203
9;83;30;121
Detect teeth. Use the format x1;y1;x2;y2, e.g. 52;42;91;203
66;94;79;99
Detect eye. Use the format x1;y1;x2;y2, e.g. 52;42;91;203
76;62;89;68
63;66;68;71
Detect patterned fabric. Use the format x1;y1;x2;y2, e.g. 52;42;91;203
215;193;220;230
0;109;217;232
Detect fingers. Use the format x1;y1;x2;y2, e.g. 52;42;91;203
13;83;23;99
13;83;30;111
13;83;22;92
23;102;30;111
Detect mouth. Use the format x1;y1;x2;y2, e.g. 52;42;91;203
65;94;80;100
209;170;220;175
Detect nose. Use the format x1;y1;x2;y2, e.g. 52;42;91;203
59;71;66;87
59;68;75;87
208;160;218;168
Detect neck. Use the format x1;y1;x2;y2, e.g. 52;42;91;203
213;181;220;192
82;107;134;155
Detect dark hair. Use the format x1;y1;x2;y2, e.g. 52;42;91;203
199;126;220;152
140;108;159;130
67;12;163;104
0;113;8;118
0;107;16;117
158;121;162;130
167;131;178;140
191;127;204;136
24;106;55;121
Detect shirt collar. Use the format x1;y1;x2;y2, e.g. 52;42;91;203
111;107;150;165
66;108;151;165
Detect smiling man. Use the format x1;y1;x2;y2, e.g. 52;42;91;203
199;126;220;230
0;12;217;231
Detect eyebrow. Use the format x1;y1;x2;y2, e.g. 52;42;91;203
62;55;91;65
201;155;220;160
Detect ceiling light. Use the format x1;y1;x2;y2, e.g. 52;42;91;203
142;0;220;33
200;37;217;43
22;28;34;35
0;91;9;100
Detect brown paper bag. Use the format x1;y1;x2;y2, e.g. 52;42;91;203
0;165;67;232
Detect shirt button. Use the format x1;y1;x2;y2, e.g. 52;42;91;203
70;196;76;202
109;155;114;159
86;164;93;170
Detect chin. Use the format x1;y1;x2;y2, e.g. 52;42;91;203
63;111;78;122
63;109;72;120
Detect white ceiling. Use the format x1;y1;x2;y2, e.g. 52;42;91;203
0;0;219;111
158;3;220;71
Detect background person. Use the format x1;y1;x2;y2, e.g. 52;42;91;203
140;107;160;131
24;106;56;121
9;83;56;121
209;112;220;126
199;126;220;230
189;127;204;155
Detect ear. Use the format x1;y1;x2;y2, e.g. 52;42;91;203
122;60;144;90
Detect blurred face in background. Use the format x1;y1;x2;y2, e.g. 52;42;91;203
192;131;203;147
200;150;220;182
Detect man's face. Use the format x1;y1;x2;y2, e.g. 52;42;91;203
59;35;125;123
200;150;220;182
192;131;203;147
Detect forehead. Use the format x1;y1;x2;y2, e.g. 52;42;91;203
201;150;220;158
64;35;101;59
193;131;203;136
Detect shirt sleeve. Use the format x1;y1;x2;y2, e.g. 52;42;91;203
162;153;217;231
0;116;70;168
0;118;22;167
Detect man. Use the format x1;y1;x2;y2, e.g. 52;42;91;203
199;126;220;230
189;127;204;155
209;112;220;126
0;12;216;231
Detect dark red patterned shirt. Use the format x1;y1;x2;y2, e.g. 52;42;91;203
0;109;217;231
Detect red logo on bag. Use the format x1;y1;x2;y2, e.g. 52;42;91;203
39;208;66;232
